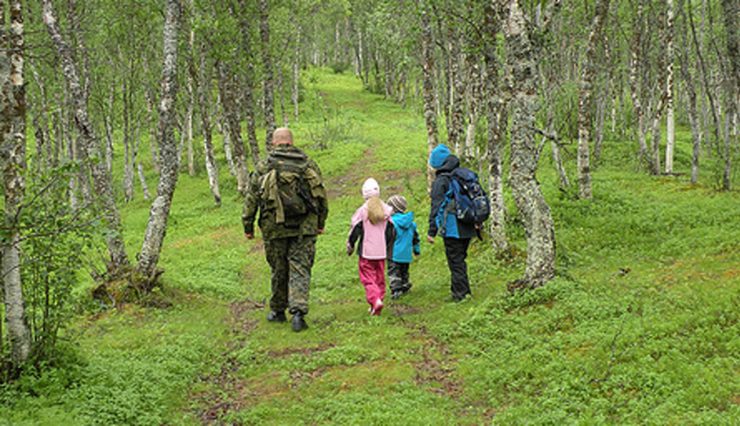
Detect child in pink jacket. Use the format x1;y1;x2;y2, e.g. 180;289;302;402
347;178;396;315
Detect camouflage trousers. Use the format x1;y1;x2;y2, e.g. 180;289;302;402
264;235;316;315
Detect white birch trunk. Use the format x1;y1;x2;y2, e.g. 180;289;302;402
137;0;182;284
1;0;31;365
665;0;675;174
500;0;558;289
42;0;130;271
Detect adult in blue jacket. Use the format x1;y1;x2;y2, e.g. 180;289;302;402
427;144;475;301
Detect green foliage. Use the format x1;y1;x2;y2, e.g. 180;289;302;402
329;61;351;74
2;70;738;425
4;164;98;372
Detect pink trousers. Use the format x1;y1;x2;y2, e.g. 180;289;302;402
359;258;386;307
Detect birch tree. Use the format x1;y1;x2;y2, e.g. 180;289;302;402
483;1;508;251
42;0;131;274
195;48;221;206
499;0;558;289
259;0;276;149
419;0;438;189
137;0;182;284
664;0;676;174
1;0;31;366
576;0;610;199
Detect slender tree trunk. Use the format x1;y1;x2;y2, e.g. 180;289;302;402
500;0;557;289
122;81;134;202
217;64;249;195
137;0;182;284
593;95;607;164
292;28;300;122
235;0;261;165
186;12;195;176
146;91;160;174
215;103;235;176
103;83;115;174
277;64;288;127
463;59;481;163
420;0;438;190
132;128;150;201
42;0;130;272
136;162;151;200
259;0;276;149
665;0;676;174
687;1;723;173
448;27;465;152
679;25;702;184
721;0;738;190
483;3;508;252
629;2;652;170
196;50;221;206
577;0;610;199
1;0;31;366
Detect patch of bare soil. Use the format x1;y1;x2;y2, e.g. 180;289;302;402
411;325;463;399
327;149;376;199
191;298;263;424
390;303;421;317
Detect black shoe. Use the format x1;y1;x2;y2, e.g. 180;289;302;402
291;313;308;332
451;293;471;303
267;311;287;322
391;290;403;300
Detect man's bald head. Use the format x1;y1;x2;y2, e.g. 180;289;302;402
272;128;294;145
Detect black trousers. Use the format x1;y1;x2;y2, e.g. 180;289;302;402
443;238;471;300
388;261;411;292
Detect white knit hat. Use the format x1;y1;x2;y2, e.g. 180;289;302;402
361;178;380;199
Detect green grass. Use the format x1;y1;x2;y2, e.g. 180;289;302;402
1;69;738;425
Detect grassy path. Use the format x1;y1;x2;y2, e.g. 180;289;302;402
1;70;738;425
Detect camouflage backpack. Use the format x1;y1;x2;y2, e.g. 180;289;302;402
261;149;321;227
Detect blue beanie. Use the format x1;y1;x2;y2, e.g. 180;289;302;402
429;144;451;169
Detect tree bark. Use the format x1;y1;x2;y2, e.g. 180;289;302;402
447;26;465;153
146;90;161;174
42;0;131;273
1;0;31;366
217;64;249;195
292;28;300;122
122;80;134;202
259;0;276;149
186;9;195;176
629;2;653;171
137;0;182;284
235;0;261;166
500;0;557;289
721;0;738;190
420;0;438;190
196;50;220;206
483;2;508;251
577;0;610;199
665;0;676;174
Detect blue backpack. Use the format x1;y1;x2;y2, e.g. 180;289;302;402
446;168;491;225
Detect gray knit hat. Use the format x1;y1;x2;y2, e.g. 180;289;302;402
387;195;408;213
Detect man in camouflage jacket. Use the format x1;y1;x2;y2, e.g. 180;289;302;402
243;128;328;332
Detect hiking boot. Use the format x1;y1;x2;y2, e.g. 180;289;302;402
391;290;403;300
371;298;384;316
267;310;287;322
451;293;472;303
291;312;308;332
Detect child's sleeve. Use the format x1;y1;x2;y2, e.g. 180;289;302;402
347;222;362;255
413;224;421;255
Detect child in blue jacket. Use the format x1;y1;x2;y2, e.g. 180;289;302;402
386;195;421;299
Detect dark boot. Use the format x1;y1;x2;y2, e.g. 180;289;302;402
267;310;287;322
291;312;308;332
